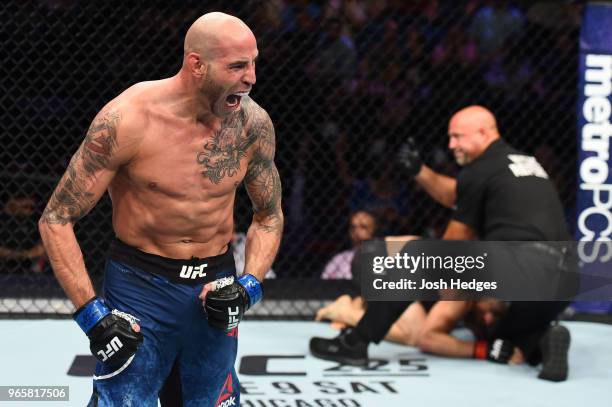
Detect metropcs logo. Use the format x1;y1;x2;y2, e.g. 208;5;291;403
578;53;612;261
578;54;612;262
180;263;208;279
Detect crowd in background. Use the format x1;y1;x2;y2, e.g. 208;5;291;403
1;0;582;279
245;0;580;276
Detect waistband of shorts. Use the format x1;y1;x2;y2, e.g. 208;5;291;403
107;237;236;285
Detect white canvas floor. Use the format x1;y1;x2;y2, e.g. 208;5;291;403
0;320;610;406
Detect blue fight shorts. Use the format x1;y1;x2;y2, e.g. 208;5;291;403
88;238;240;407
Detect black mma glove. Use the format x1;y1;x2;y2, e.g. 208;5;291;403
474;339;514;364
74;297;143;365
205;274;263;332
396;137;423;177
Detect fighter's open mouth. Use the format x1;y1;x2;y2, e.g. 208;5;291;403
226;91;250;108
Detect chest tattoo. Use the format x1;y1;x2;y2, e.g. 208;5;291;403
196;111;256;184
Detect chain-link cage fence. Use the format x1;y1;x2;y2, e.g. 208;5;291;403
1;1;581;317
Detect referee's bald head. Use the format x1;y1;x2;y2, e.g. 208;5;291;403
448;105;501;165
451;106;498;131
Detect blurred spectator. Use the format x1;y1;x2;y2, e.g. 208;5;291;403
307;16;357;87
321;210;377;280
281;0;322;34
339;0;368;30
470;0;525;55
0;194;47;273
375;75;416;134
430;22;478;70
244;0;284;50
363;18;404;90
483;40;531;99
402;24;427;68
354;0;389;58
348;160;410;235
415;0;446;50
336;131;410;235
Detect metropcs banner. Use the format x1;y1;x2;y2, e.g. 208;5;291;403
576;2;612;313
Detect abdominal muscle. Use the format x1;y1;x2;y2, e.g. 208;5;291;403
110;185;236;260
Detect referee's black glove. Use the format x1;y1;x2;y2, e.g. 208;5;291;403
396;137;423;177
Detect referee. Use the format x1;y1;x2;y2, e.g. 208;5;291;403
310;105;573;381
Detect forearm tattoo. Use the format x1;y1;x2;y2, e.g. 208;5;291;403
244;105;283;235
41;109;121;225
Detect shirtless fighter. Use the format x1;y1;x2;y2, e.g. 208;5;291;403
38;12;283;406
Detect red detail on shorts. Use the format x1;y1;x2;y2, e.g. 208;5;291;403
215;373;234;406
227;327;238;337
474;340;488;360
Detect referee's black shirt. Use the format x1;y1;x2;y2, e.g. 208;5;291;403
453;139;569;241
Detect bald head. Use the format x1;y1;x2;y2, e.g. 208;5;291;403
180;12;258;118
448;105;501;165
184;12;256;59
450;106;498;133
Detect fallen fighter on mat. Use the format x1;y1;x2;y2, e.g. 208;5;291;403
311;105;573;381
314;297;570;381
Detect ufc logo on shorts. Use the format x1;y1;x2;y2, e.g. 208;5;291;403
217;396;236;407
227;307;240;329
97;336;123;362
180;264;208;279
